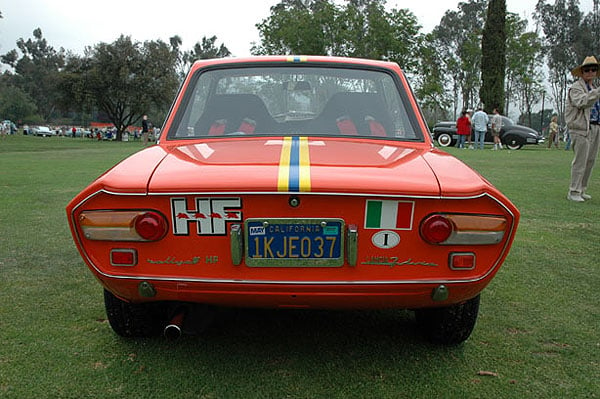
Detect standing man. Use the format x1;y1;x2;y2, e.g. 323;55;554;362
141;115;149;146
565;56;600;202
471;107;489;150
491;108;503;150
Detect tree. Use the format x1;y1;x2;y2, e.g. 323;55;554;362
253;0;340;55
252;0;422;71
431;0;488;118
534;0;584;125
339;0;421;70
480;0;506;113
182;36;231;73
503;13;544;126
414;33;451;125
0;79;38;122
579;0;600;63
0;28;66;120
72;36;179;140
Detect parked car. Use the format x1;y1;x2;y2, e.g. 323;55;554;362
66;56;520;345
31;126;54;137
432;115;543;150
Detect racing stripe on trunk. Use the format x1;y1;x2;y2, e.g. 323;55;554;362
278;136;311;192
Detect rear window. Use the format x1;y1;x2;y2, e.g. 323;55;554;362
167;65;422;141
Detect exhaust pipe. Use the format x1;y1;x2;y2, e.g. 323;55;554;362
164;310;185;340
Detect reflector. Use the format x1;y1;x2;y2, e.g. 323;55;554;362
450;253;475;270
110;249;137;266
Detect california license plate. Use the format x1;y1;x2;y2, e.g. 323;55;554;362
245;218;344;267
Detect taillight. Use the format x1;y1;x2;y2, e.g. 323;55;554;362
420;215;454;244
79;210;167;241
134;211;167;241
420;214;506;245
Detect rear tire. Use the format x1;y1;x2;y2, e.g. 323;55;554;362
103;289;165;337
415;295;480;345
503;136;523;150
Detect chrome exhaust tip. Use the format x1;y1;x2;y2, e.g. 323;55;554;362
164;311;185;340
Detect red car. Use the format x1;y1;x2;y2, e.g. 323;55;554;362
66;56;519;344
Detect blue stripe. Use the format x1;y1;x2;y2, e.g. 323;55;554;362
288;136;300;191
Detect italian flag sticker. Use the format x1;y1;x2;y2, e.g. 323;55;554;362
365;200;414;230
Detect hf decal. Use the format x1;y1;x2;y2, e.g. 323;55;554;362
171;197;242;235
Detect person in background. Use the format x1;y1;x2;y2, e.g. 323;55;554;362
547;115;559;149
456;110;471;149
565;56;600;202
466;109;474;149
564;125;571;151
141;115;149;146
491;108;503;150
471;107;489;150
0;121;7;139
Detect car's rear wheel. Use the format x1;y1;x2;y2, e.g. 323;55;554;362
436;133;453;147
103;289;165;337
503;135;523;150
415;294;480;345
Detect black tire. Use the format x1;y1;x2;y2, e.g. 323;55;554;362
503;136;523;150
103;289;165;337
436;133;453;147
415;294;480;345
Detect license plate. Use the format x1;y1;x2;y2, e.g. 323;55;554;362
245;218;344;267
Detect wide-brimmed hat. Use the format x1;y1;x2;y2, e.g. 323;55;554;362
571;56;599;77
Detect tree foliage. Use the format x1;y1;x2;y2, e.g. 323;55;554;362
534;0;585;124
504;13;544;126
0;79;38;122
252;0;341;55
430;0;487;118
480;0;506;113
0;29;66;120
252;0;421;71
68;36;180;140
181;35;231;74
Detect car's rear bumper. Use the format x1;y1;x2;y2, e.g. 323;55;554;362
99;275;489;310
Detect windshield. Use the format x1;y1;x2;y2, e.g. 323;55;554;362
167;65;422;141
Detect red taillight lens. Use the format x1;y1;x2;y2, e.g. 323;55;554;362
134;212;167;241
420;214;454;244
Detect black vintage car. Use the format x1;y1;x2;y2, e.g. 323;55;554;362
432;115;543;150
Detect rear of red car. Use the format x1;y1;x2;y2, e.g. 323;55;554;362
67;56;519;344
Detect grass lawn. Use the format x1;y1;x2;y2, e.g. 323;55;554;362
0;135;598;398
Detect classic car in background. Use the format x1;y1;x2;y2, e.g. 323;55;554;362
67;56;520;345
31;126;55;137
432;115;543;150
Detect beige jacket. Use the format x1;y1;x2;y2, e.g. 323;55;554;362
565;78;600;137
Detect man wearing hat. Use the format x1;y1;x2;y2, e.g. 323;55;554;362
565;56;600;202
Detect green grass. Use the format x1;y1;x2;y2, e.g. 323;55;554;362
0;135;598;398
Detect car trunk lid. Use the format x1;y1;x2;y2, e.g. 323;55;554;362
149;137;441;196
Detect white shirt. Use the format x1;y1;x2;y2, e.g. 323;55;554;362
471;110;489;131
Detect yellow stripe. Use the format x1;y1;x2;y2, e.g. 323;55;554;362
277;137;291;191
298;136;311;191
